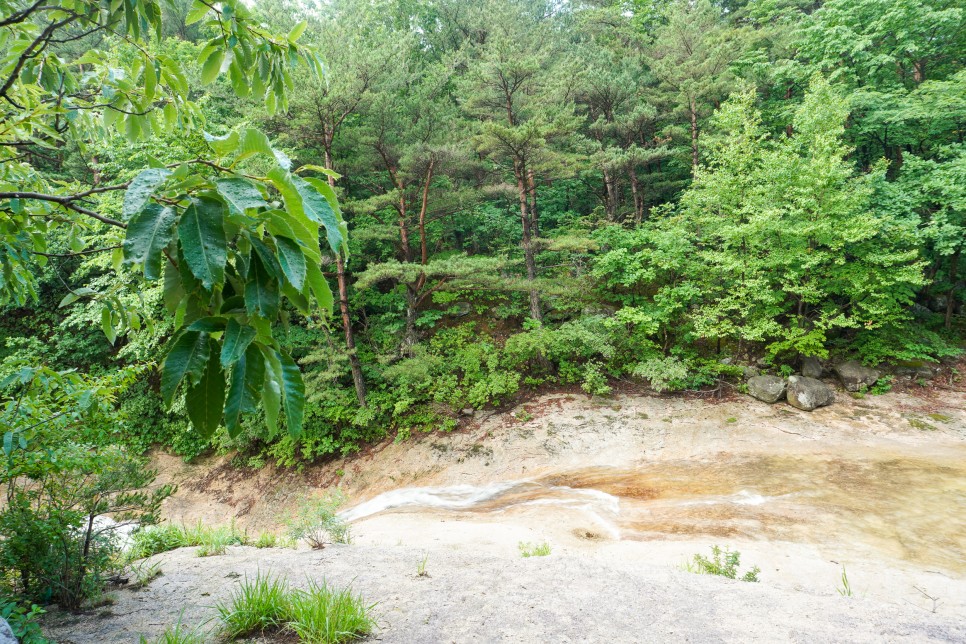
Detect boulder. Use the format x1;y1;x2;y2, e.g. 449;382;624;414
747;375;786;404
787;375;834;411
0;618;15;644
742;365;760;379
834;361;880;392
801;357;823;379
894;360;935;381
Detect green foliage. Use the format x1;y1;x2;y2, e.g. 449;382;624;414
286;493;351;549
0;596;49;644
518;541;552;558
217;572;291;639
0;364;173;609
687;546;760;582
128;521;250;559
286;580;377;644
216;573;374;643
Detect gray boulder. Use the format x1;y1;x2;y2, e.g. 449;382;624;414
787;375;834;411
747;375;786;404
0;618;15;644
801;357;823;379
834;361;880;392
742;365;760;379
894;360;935;381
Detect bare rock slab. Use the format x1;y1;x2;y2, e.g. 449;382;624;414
834;360;880;392
787;375;834;411
747;375;787;403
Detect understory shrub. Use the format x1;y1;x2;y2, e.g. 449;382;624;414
286;493;351;548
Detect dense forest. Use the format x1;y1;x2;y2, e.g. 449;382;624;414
0;0;964;624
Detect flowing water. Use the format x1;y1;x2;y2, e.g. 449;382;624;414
342;450;966;575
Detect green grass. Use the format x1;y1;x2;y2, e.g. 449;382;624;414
215;572;375;642
518;541;552;558
683;545;760;582
287;581;376;643
128;521;285;559
837;565;853;597
216;572;291;639
139;622;206;644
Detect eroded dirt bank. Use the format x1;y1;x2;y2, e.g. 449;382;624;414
49;387;966;641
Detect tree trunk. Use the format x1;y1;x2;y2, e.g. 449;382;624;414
946;248;961;330
690;97;700;176
603;167;617;221
527;167;540;238
629;166;643;224
325;146;367;407
516;160;542;321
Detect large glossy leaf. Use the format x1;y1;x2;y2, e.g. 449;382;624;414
123;168;170;220
216;178;268;214
178;196;227;290
292;174;344;253
123;203;176;280
305;261;334;312
220;318;256;368
160;330;209;407
224;344;266;436
279;350;305;437
237;128;291;170
275;236;306;290
185;351;225;437
259;344;283;436
244;252;280;319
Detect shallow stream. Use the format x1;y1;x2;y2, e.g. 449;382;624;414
343;451;966;575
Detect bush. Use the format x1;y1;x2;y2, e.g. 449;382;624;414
685;546;760;582
286;493;351;549
0;595;48;644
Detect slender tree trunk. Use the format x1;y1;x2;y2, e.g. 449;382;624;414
603;167;617;221
629;166;643;224
690;97;700;176
946;248;961;330
516;160;542;321
325;145;367;407
527;167;540;238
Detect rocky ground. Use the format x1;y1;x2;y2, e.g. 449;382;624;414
44;544;966;643
42;374;966;642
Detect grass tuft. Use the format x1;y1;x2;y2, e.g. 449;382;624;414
684;545;760;582
287;580;376;643
216;572;291;639
518;541;552;558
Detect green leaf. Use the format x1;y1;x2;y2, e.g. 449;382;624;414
123;203;176;280
220;318;256;368
275;236;306;290
160;331;210;407
201;48;225;85
204;130;239;157
259;344;283;436
216;178;268;214
178;197;227;290
123;168;171;220
292;175;344;253
224;344;263;437
237;128;291;170
187;316;228;332
186;351;225;437
101;307;117;344
185;0;210;25
279;350;305;437
245;252;280;319
305;261;334;312
288;21;308;43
